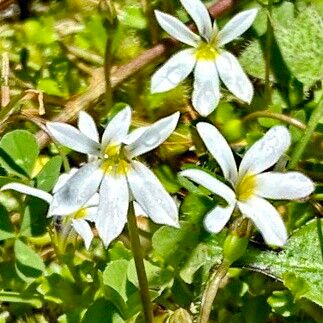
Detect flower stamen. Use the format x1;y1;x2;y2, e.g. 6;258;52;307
195;42;218;61
236;174;256;201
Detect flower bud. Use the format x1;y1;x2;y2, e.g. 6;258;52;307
223;232;248;265
99;0;117;27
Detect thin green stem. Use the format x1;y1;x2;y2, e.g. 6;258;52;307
289;100;323;169
264;0;273;107
243;110;306;130
198;261;230;323
141;0;159;45
127;202;153;323
104;35;113;110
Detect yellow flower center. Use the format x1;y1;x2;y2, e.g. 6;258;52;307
195;42;218;60
100;143;129;175
73;208;88;219
236;174;256;202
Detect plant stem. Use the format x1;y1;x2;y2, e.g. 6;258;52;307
289;101;323;169
104;35;113;110
127;202;153;323
198;261;230;323
141;0;159;44
243;110;306;130
264;0;273;107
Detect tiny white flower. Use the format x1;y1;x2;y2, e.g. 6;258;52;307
46;107;180;247
180;124;315;246
151;0;258;116
1;169;97;249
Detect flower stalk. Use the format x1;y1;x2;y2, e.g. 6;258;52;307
264;0;273;107
289;99;323;169
127;201;153;323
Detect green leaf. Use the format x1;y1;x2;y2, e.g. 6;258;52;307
37;78;67;97
0;290;43;308
274;7;323;88
242;220;323;307
0;204;15;240
14;239;45;281
35;156;62;191
20;197;49;237
0;130;39;178
82;298;123;323
103;259;129;302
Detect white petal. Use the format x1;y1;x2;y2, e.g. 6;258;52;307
192;60;220;116
127;161;179;227
49;162;103;216
155;10;200;47
179;169;236;204
125;112;180;158
84;193;99;208
133;201;148;217
151;49;196;93
216;51;253;103
218;9;258;46
84;206;98;222
180;0;213;40
238;196;287;247
47;122;100;155
197;122;238;184
239;126;291;178
255;172;315;200
101;106;132;148
72;219;93;250
123;127;148;145
78;111;99;143
204;203;235;233
52;168;78;193
95;173;129;247
1;183;52;204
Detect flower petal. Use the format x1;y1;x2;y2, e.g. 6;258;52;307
49;162;103;216
101;106;132;148
78;111;99;143
155;10;201;47
125;112;180;158
123;127;148;145
218;9;258;46
47;122;100;155
1;183;52;204
239;126;291;178
84;206;98;222
192;60;220;116
238;196;287;246
197;122;238;184
72;219;93;250
53;168;78;193
180;0;213;40
179;168;236;204
95;173;129;247
127;161;179;227
216;51;253;103
151;49;196;93
255;172;315;200
84;193;99;208
204;203;235;233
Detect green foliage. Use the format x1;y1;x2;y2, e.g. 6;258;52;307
242;220;323;307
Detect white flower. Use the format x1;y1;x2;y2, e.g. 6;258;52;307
1;169;98;249
46;107;180;247
151;0;258;116
180;124;315;246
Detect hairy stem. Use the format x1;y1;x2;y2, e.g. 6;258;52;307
289;100;323;169
198;261;230;323
243;110;306;130
264;0;273;106
127;202;153;323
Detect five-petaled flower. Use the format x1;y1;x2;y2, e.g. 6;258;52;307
46;107;180;247
1;169;98;249
180;124;315;246
151;0;257;116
